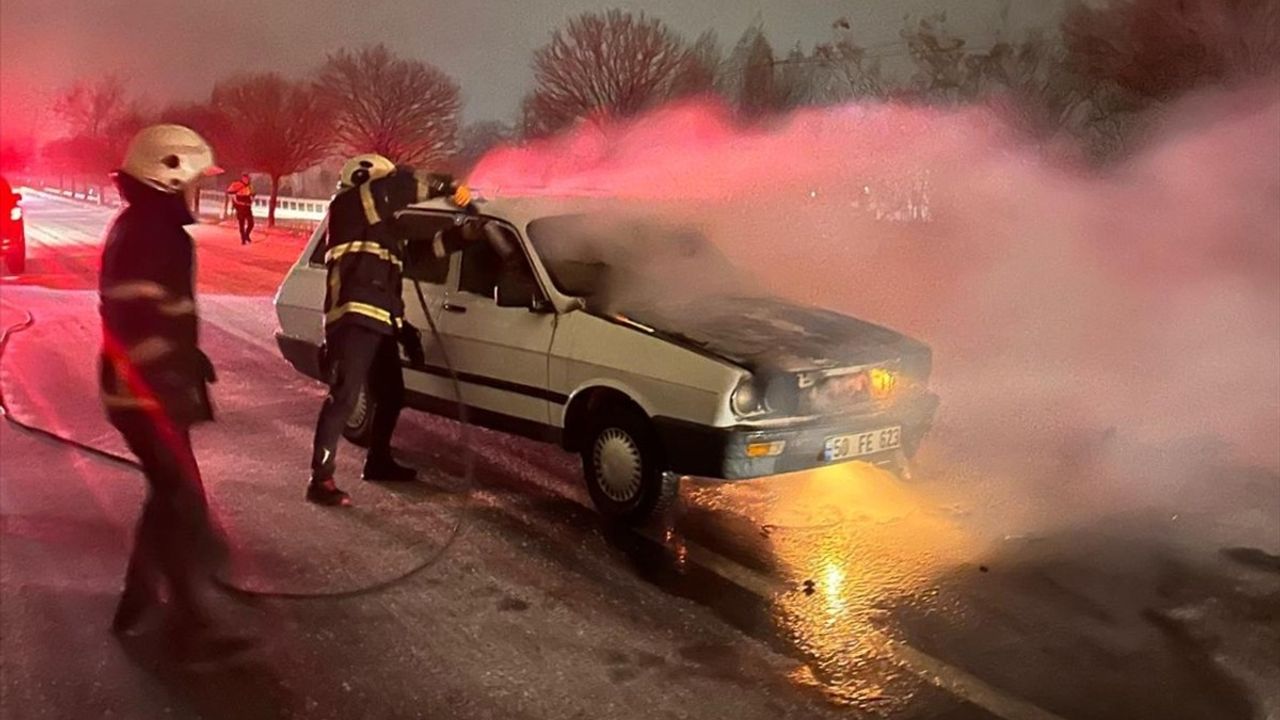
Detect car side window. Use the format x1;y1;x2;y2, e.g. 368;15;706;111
398;214;455;285
458;238;503;298
308;228;328;266
459;231;534;300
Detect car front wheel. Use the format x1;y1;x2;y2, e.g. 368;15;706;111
582;406;674;522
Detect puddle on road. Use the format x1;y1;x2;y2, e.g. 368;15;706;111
667;463;986;714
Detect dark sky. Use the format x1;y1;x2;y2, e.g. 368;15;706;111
0;0;1065;141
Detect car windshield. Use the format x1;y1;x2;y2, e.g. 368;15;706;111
526;213;749;311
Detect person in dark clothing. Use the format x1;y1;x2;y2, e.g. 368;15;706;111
306;156;480;506
99;125;231;649
226;174;254;244
306;154;420;506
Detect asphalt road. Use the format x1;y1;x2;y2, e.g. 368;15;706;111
1;191;1277;720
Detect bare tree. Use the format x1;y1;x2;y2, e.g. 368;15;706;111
670;30;723;99
54;75;130;138
0;136;35;174
455;121;514;174
721;25;812;119
900;13;975;102
155;102;233;151
1062;0;1280;102
811;18;887;104
318;44;461;167
523;10;702;136
212;73;332;226
52;76;147;195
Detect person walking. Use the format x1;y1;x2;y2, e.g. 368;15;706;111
226;173;255;244
100;124;237;655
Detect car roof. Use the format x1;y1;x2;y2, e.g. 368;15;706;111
403;194;682;230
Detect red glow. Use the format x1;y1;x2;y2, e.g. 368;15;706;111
471;86;1280;471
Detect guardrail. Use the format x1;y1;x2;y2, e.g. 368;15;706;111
22;178;326;230
198;190;328;222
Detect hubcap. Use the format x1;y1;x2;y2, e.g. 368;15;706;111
347;386;369;430
593;428;643;503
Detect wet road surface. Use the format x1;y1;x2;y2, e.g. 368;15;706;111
2;190;1277;719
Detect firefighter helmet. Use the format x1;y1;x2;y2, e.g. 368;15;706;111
121;124;222;193
339;154;397;190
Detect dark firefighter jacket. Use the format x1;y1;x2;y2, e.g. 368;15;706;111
99;172;215;426
321;171;422;338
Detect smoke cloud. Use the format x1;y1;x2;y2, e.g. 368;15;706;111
472;81;1280;542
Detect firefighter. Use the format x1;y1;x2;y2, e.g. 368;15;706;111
306;155;421;506
226;173;255;244
306;157;484;506
99;124;230;645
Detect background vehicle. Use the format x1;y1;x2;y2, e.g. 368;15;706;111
275;197;938;521
0;177;25;275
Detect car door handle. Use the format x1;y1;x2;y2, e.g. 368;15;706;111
442;302;467;314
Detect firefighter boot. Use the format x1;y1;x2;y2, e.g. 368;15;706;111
361;454;418;483
306;476;352;507
111;584;162;635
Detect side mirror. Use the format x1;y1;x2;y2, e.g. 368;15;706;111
496;272;549;312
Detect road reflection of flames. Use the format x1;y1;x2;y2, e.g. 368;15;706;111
684;462;983;713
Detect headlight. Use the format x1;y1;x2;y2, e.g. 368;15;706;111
8;206;20;222
731;378;763;416
868;367;897;400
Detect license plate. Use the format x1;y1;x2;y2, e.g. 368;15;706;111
823;426;901;462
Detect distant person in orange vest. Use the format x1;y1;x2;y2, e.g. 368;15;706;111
225;174;255;245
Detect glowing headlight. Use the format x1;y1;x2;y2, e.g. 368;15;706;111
745;441;786;458
868;367;897;400
8;206;20;222
731;378;763;416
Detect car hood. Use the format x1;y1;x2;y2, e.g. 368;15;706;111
613;296;928;375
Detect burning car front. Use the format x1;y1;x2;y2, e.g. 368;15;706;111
622;297;940;480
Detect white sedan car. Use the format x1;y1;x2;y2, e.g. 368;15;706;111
274;196;939;521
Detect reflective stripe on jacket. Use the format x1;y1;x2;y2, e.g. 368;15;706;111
99;172;213;425
321;173;418;337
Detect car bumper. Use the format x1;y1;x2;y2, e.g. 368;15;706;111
276;333;323;381
654;392;940;480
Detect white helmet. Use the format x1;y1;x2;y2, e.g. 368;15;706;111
121;124;221;193
339;153;396;190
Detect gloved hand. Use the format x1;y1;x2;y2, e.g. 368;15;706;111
399;322;426;369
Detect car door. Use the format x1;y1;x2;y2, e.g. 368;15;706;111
274;219;330;347
395;212;458;405
439;223;557;428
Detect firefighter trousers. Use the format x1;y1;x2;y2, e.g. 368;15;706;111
310;324;404;479
111;411;227;622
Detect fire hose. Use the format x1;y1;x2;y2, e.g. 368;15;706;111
0;268;474;601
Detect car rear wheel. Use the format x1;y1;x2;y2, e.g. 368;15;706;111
342;382;374;447
3;248;22;275
581;405;675;522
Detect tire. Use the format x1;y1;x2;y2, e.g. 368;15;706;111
342;382;375;447
581;404;675;523
4;248;23;275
